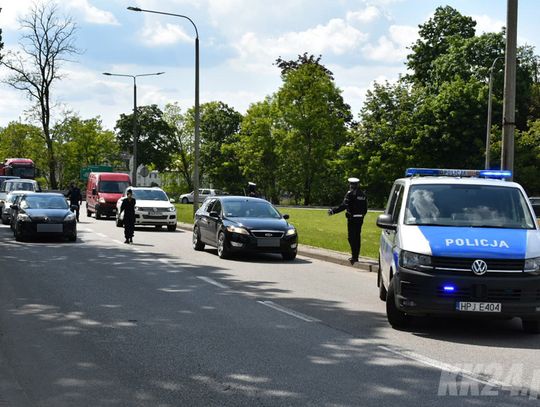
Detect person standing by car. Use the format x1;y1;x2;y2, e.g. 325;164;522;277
328;177;368;264
66;182;83;222
119;189;136;243
247;182;259;197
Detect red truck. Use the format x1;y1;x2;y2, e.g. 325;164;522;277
0;158;36;179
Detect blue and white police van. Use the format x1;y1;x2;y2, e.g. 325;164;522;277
376;168;540;333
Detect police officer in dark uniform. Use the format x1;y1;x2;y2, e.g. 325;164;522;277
328;177;368;264
66;182;83;222
247;182;259;198
120;189;136;244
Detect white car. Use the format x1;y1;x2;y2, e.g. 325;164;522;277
179;188;222;204
116;187;177;231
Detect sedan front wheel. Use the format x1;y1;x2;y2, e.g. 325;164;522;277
217;231;230;259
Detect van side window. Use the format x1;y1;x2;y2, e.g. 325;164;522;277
392;185;404;223
385;183;403;220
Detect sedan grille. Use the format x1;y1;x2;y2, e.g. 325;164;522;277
251;230;284;238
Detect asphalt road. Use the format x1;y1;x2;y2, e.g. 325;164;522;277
0;212;539;406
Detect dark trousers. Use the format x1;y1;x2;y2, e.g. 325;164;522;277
347;219;363;260
124;218;135;239
70;203;80;221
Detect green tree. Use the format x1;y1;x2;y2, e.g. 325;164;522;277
163;103;193;191
237;98;280;202
115;104;177;172
52;115;121;187
275;56;352;205
184;101;244;192
407;5;476;87
0;3;80;189
0;122;47;180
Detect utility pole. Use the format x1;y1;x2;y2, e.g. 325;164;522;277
501;0;518;179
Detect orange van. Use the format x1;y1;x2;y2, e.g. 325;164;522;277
86;172;131;219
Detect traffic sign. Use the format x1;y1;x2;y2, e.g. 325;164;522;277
80;165;113;181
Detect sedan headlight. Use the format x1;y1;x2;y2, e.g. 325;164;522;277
17;213;31;222
399;250;433;271
524;257;540;275
98;198;106;204
226;225;249;235
64;212;76;222
286;227;297;236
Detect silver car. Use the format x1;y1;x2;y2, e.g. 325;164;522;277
179;188;222;204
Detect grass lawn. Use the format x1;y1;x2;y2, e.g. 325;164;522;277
175;204;381;259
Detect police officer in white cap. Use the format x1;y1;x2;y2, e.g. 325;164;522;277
247;182;259;197
328;177;368;264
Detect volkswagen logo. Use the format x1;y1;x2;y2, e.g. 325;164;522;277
44;216;49;223
471;259;488;276
265;233;273;237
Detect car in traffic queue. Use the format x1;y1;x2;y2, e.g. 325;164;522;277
116;187;177;231
192;196;298;260
529;197;540;217
1;190;32;225
86;172;131;219
12;192;77;242
377;168;540;333
180;188;222;204
0;178;39;218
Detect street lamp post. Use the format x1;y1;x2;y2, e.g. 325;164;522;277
128;6;200;217
103;71;164;186
485;56;503;170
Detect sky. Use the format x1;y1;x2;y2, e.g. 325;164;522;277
0;0;538;131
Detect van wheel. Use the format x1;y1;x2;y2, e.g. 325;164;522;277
95;210;101;220
386;278;410;329
378;265;387;302
522;319;540;334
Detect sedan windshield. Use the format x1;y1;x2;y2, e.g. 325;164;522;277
132;189;168;201
223;200;281;219
22;195;68;210
404;184;536;229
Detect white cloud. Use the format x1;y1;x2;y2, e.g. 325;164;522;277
472;14;504;34
229;18;369;74
362;24;417;62
140;22;193;46
67;0;119;25
0;0;33;30
346;6;382;24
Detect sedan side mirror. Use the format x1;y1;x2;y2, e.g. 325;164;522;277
10;204;18;210
209;211;219;218
170;198;175;203
283;214;290;220
376;214;397;230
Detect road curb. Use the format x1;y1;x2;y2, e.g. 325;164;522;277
176;222;378;273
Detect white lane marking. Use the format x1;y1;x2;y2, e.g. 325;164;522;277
257;301;320;323
158;258;169;265
112;240;124;245
379;345;508;389
197;276;229;289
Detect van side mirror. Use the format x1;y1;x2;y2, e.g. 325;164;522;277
92;188;97;195
376;214;397;231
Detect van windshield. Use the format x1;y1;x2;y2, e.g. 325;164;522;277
99;181;130;193
404;184;536;229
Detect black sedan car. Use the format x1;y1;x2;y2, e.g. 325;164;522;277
193;196;298;260
12;193;77;242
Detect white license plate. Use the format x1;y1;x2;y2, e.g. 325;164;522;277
257;238;280;247
37;224;63;233
456;302;501;313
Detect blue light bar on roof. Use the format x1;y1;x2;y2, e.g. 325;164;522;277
405;168;512;180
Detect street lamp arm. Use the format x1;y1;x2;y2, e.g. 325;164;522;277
127;6;199;38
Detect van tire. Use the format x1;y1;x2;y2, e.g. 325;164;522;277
386;278;410;329
95;210;102;220
522;319;540;334
378;265;387;302
86;204;91;217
